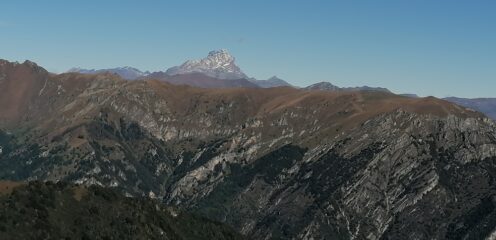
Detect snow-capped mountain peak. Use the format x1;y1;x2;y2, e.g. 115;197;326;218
205;49;235;66
166;49;247;80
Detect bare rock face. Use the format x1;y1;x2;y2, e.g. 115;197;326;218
166;49;247;80
159;110;496;240
1;59;496;239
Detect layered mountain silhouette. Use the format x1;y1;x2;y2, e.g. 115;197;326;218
67;66;150;80
145;72;259;89
67;50;495;121
68;53;496;119
2;58;496;239
305;81;391;92
444;97;496;120
249;76;293;88
68;49;292;89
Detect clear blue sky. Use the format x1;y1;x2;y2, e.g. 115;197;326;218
0;1;495;97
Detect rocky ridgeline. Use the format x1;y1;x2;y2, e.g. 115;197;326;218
165;49;247;80
1;59;496;239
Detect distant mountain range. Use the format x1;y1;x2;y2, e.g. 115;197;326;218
248;76;292;88
146;72;260;89
399;93;420;98
67;50;496;120
305;81;391;93
68;49;292;89
444;97;496;120
64;50;392;93
398;94;496;120
67;66;150;80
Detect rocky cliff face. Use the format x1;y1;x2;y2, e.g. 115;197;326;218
159;111;496;239
166;50;247;80
1;59;496;239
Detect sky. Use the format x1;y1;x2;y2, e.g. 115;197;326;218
0;1;495;98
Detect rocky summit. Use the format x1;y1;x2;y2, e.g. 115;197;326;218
67;50;294;89
1;59;496;239
165;49;248;80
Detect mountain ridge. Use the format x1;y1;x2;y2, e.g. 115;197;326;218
67;66;151;80
249;75;292;88
3;58;496;239
305;81;391;93
144;72;260;89
444;97;496;120
67;50;294;88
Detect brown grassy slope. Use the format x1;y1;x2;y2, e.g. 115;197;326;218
0;60;49;123
144;80;482;142
0;59;484;136
145;80;479;118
